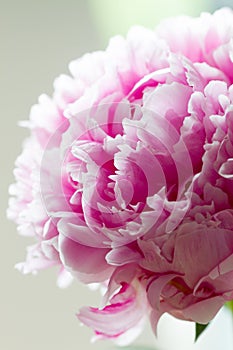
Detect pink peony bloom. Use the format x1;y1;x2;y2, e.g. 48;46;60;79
8;7;233;344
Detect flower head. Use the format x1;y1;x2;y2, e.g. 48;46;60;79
8;7;233;344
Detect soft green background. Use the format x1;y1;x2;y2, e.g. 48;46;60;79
89;0;211;43
1;1;232;349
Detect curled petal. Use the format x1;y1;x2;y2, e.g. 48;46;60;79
77;282;147;344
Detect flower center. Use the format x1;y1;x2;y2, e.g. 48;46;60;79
169;277;192;295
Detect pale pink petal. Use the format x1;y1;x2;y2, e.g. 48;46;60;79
57;217;107;248
77;282;147;344
106;245;142;266
58;234;113;283
181;297;225;324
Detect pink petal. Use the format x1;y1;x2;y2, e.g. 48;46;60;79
182;296;225;324
58;217;107;248
147;274;178;310
77;282;147;343
106;245;142;266
58;234;113;283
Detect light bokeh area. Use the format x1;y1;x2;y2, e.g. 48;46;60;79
1;1;232;349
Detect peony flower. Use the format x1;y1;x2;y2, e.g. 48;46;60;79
8;7;233;345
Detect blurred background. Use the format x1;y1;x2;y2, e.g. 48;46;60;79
1;1;233;349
